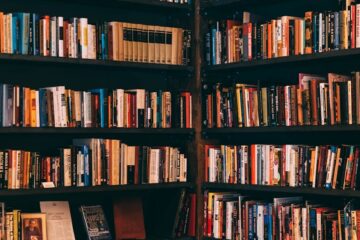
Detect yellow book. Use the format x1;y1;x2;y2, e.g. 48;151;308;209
154;25;160;64
142;24;149;63
148;25;155;63
165;27;172;64
159;26;166;64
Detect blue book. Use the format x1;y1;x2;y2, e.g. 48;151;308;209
267;203;273;240
12;14;19;54
17;13;24;54
211;28;217;65
157;90;162;128
313;14;318;53
90;89;108;128
83;145;90;186
39;89;48;127
32;13;39;55
334;12;340;50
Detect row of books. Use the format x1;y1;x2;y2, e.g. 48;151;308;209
205;144;360;190
1;138;188;189
204;194;358;240
204;72;360;128
0;12;191;65
0;84;192;128
205;5;360;65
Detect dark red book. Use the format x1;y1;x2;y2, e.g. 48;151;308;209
187;194;196;237
113;196;146;240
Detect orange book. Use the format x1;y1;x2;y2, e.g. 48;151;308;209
0;12;3;53
30;90;37;127
305;11;313;54
295;19;299;55
267;22;272;59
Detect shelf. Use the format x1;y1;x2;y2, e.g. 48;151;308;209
0;0;191;11
0;127;193;135
203;183;360;199
202;125;360;144
202;0;338;17
0;183;194;197
203;125;360;135
205;48;360;73
0;54;193;72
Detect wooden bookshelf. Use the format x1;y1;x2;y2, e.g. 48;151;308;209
0;0;197;239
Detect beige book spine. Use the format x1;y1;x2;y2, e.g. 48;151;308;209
142;24;149;62
165;27;172;64
159;26;166;64
171;27;178;64
154;25;160;64
148;25;155;63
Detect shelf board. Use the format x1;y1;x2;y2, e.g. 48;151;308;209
0;183;194;197
203;183;360;198
202;126;360;144
0;127;194;136
0;0;191;11
203;125;360;135
0;54;193;72
205;48;360;73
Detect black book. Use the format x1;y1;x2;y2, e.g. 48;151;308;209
289;19;295;56
220;20;227;64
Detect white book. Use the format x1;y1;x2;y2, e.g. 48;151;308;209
57;17;64;57
325;148;336;188
319;13;323;52
40;201;75;240
225;202;234;240
57;86;67;127
83;92;92;128
80;18;88;59
76;151;84;186
116;89;124;128
257;205;264;240
302;207;308;240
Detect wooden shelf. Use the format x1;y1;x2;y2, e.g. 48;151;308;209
202;125;360;144
203;125;360;135
205;48;360;73
0;127;194;136
203;183;360;198
0;54;193;72
0;0;191;11
0;183;194;197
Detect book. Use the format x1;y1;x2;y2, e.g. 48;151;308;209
39;201;75;240
113;196;146;239
79;205;112;240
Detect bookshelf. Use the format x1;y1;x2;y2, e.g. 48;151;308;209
0;0;196;239
199;0;360;239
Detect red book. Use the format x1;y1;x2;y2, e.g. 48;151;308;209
187;194;196;237
352;4;356;48
251;145;257;184
113;197;146;240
